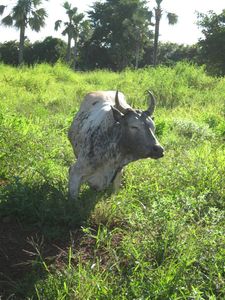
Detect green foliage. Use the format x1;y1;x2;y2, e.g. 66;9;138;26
0;37;67;66
172;119;214;141
1;62;225;299
86;0;152;70
32;36;67;64
197;9;225;76
157;42;200;66
0;40;19;65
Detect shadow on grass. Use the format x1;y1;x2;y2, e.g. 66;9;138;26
0;177;101;299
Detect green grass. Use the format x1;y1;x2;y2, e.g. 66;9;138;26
0;62;225;299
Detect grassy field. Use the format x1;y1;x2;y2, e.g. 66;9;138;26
0;62;225;299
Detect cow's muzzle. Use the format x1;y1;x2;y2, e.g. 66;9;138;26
150;144;164;159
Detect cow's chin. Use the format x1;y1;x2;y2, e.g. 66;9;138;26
150;155;163;160
147;152;164;160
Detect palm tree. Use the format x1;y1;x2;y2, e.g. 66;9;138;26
55;2;84;65
71;14;85;70
76;19;92;70
0;0;48;65
152;0;178;66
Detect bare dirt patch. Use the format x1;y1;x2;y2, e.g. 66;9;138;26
0;219;35;297
0;219;80;299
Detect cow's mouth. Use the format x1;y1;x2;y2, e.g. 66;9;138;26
151;153;164;159
148;148;164;159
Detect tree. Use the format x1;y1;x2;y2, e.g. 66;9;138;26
140;42;200;68
71;14;86;70
123;6;153;69
55;2;84;65
32;36;67;64
197;10;225;76
0;0;48;65
76;20;93;69
152;0;178;66
0;37;67;66
156;42;200;66
0;40;19;65
87;0;152;70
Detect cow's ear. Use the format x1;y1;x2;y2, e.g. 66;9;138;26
111;106;123;122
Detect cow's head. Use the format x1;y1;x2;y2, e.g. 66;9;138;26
112;91;164;159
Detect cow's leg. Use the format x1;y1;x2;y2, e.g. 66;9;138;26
68;162;83;200
112;169;123;193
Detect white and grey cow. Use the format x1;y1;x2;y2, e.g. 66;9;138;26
68;90;164;199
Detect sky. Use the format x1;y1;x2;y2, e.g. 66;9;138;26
0;0;224;45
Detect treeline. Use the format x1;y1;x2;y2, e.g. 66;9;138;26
0;37;199;69
0;0;224;75
0;37;66;66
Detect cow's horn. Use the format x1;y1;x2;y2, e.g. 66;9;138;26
115;90;127;114
145;90;156;116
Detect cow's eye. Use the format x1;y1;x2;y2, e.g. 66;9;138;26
131;126;138;130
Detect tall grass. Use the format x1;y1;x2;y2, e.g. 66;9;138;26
0;62;225;299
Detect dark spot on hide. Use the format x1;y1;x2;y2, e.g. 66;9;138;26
88;126;101;159
89;133;95;158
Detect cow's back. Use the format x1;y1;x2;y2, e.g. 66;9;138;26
79;91;128;111
68;91;130;157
